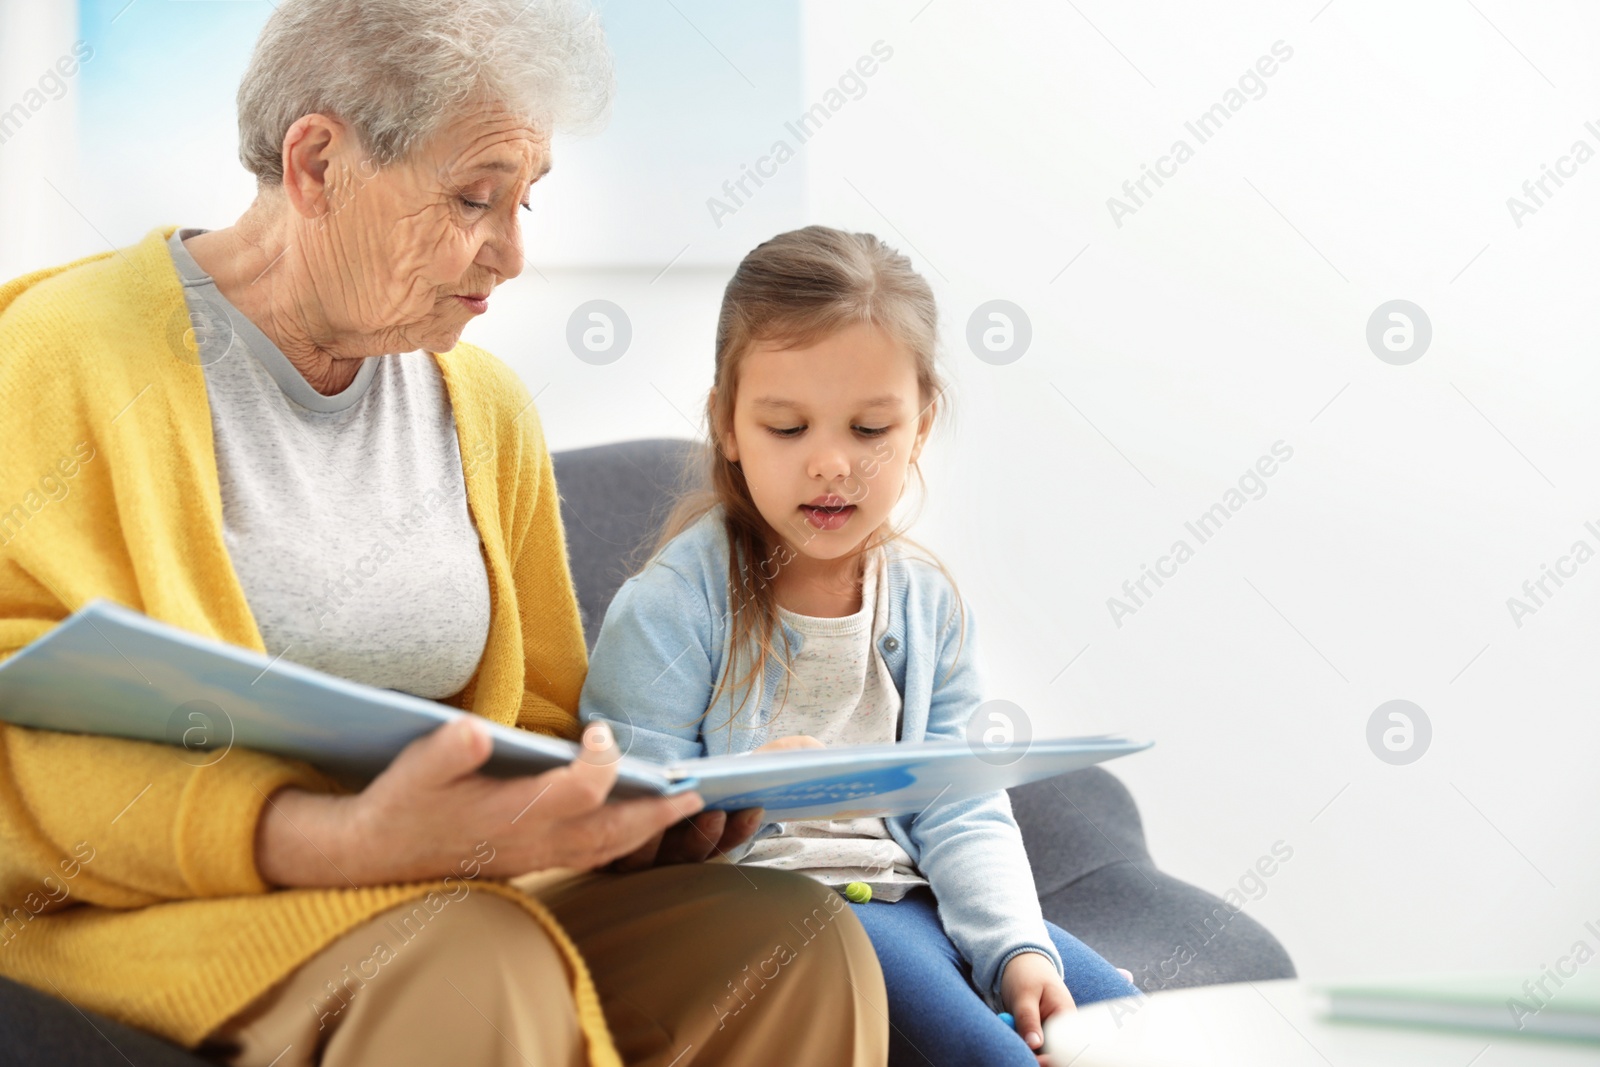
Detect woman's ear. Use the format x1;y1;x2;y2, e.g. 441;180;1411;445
279;112;345;221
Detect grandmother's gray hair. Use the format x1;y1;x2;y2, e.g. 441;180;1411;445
236;0;613;185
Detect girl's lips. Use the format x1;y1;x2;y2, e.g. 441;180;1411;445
800;503;856;531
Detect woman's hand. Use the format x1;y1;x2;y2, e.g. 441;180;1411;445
605;733;825;871
1000;951;1076;1063
607;806;766;871
255;718;705;887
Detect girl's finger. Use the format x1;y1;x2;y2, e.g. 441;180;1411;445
1013;991;1045;1050
1040;979;1077;1020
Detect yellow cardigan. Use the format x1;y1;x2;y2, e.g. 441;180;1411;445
0;226;619;1065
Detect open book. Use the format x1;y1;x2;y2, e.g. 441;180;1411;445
0;600;1151;820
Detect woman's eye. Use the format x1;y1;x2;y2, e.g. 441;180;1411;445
460;197;490;211
854;426;890;437
767;426;805;438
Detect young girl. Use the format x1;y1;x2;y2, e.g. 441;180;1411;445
579;226;1138;1065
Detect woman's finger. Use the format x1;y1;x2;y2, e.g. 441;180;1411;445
608;830;666;872
714;807;765;853
533;722;625;819
657;810;725;864
384;716;492;790
566;792;706;869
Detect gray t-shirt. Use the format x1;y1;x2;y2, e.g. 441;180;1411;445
167;228;491;700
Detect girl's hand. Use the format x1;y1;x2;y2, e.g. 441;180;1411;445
754;734;824;752
1000;951;1076;1063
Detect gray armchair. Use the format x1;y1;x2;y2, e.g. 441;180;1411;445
551;439;1296;994
0;437;1292;1066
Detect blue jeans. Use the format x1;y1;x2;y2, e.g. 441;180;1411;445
850;888;1139;1066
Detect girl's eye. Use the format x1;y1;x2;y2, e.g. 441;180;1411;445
520;201;532;213
766;425;889;438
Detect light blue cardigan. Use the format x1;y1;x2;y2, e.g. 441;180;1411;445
578;507;1062;996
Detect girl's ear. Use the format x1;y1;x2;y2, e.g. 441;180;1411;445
910;395;936;464
712;388;740;462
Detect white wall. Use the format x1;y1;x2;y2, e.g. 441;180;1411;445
4;0;1595;990
424;0;1600;986
0;0;81;282
796;0;1600;985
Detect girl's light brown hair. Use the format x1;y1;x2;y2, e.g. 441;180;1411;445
643;225;960;735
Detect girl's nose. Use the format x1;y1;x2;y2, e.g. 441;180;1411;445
808;447;852;483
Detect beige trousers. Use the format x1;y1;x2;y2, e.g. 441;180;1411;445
199;863;887;1067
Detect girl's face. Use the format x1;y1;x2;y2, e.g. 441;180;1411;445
719;321;934;567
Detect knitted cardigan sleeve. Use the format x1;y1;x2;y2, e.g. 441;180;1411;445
0;253;343;910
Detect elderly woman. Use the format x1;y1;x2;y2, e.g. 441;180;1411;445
0;1;887;1065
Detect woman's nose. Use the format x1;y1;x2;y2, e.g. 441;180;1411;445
478;211;525;283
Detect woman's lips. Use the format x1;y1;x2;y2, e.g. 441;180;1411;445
454;295;489;314
800;503;856;531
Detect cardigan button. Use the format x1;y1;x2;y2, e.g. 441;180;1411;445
883;636;899;652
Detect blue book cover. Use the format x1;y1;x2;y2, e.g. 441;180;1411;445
0;600;1151;819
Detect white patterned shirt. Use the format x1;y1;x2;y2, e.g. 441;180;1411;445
732;549;930;901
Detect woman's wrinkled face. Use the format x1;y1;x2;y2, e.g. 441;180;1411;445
298;99;549;356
